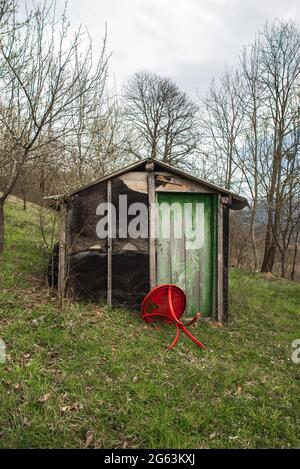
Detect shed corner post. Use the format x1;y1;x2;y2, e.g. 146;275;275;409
107;180;112;307
222;196;230;323
217;194;224;323
58;202;67;309
147;168;156;290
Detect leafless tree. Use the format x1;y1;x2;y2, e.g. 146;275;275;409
259;21;300;273
199;20;300;276
290;227;300;281
271;121;300;277
232;40;269;270
0;1;109;252
62;27;110;186
123;71;199;168
88;97;132;177
198;70;244;190
65;92;129;186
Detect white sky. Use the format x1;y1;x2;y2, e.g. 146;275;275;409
49;1;300;96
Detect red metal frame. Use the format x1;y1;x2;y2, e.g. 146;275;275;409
141;284;206;350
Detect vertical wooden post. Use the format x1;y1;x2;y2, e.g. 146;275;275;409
148;171;156;289
222;197;230;322
107;180;112;306
217;195;224;323
58;203;67;308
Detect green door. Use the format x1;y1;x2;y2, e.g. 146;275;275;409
156;193;217;317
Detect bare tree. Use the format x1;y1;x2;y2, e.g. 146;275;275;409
62;27;110;186
198;70;244;190
0;1;109;252
65;92;129;186
232;40;269;270
0;0;18;30
198;20;300;276
88;96;131;177
259;21;300;273
290;227;300;281
271;122;300;277
123;71;199;167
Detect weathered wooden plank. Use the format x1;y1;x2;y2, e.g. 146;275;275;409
174;193;209;317
170;199;186;292
119;171;148;181
222;205;230;321
119;171;148;193
184;193;202;317
199;194;216;318
156;193;172;285
156;192;217;318
58;204;67;307
120;170;216;194
107;180;112;306
217;195;224;323
211;195;218;319
148;171;156;289
155;172;215;194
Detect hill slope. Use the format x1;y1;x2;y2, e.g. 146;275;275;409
0;201;299;448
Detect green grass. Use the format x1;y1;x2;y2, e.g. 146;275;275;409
0;201;300;448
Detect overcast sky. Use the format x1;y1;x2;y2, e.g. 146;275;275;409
60;0;300;97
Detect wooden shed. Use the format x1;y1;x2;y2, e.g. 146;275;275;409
50;158;247;322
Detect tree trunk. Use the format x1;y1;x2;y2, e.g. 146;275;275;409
250;202;258;270
261;242;275;273
261;215;274;272
0;162;22;252
0;199;4;254
261;195;281;273
262;239;277;273
280;251;286;278
20;183;27;210
261;138;283;273
291;232;299;281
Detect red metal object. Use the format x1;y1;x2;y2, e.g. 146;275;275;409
141;284;206;350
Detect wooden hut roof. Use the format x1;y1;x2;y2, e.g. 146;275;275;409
46;158;248;210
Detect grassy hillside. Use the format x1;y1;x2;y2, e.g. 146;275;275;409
0;201;299;448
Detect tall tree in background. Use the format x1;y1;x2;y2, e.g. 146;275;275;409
66;92;129;186
123;71;199;168
199;20;300;276
259;21;300;273
235;40;267;271
198;70;244;190
0;1;109;252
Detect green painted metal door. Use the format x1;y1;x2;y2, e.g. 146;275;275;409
156;193;217;317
